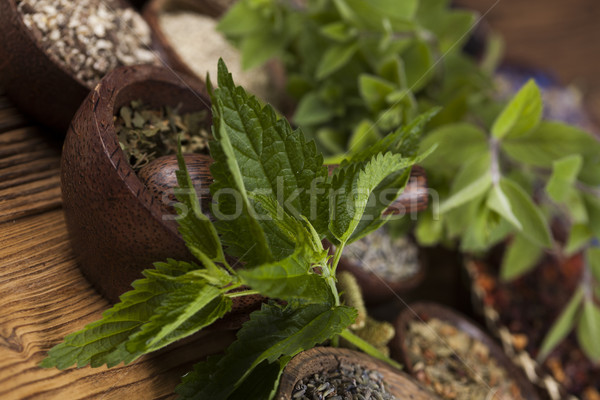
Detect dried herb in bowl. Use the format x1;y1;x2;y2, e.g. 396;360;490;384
114;100;210;170
406;318;525;400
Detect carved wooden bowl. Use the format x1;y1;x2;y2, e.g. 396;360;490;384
276;347;441;400
392;302;540;400
0;0;92;132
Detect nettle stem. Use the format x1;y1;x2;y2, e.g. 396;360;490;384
226;289;260;298
340;330;402;370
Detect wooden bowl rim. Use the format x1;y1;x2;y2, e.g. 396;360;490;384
276;346;441;400
394;301;540;400
90;63;211;237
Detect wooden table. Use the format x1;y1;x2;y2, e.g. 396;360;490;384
0;95;235;399
2;2;600;398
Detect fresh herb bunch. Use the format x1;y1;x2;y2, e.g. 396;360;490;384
218;0;497;160
41;60;434;399
416;79;600;363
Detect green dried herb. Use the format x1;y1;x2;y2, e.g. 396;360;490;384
115;100;211;170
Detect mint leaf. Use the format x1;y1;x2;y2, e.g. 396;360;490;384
175;148;225;263
583;192;600;238
126;277;231;354
497;178;552;247
538;289;583;362
419;122;488;178
500;234;543;281
545;155;583;203
565;224;593;255
577;299;600;363
491;80;542;140
177;302;356;400
41;260;203;369
316;43;359;80
501;121;600;185
588;248;600;283
439;153;492;214
487;183;522;230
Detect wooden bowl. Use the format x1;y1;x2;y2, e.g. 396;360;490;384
392;302;540;400
336;238;426;305
276;347;441;400
0;0;91;132
143;0;289;111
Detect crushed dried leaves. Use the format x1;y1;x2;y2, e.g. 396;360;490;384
406;318;525;400
114;100;210;170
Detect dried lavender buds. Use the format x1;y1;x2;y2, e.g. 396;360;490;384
115;100;210;171
292;361;397;400
344;228;420;283
17;0;156;87
406;318;525;400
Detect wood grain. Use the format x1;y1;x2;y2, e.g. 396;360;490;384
0;96;235;399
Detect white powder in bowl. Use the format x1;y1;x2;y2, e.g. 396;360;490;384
159;11;272;101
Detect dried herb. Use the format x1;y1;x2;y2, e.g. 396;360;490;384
407;318;525;400
114;100;211;170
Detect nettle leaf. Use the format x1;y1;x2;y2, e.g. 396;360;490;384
497;178;552;247
419;122;488;178
177;302;356;400
545;155;583;203
240;195;331;304
175;148;225;263
439;153;492;214
538;289;583;362
126;278;231;354
316;43;359;80
41;260;213;369
500;234;543;281
491;80;542;140
577;299;600;362
210;60;329;263
501;121;600;185
329;152;420;243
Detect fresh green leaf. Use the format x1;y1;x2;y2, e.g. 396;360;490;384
359;74;397;112
175;148;225;263
491;80;542;139
293;91;337;126
588;248;600;283
41;261;209;369
126;279;231;354
545;155;583;203
565;224;593;256
487;184;522;230
210;60;329;262
217;1;265;36
500;234;543;281
403;40;434;92
583;192;600;238
577;299;600;362
419;122;488;177
439;153;492;214
316;43;359;80
497;178;552;247
329;152;419;243
320;22;355;42
415;209;443;246
348;120;380;153
501;121;600;185
538;289;583;362
177;302;356;399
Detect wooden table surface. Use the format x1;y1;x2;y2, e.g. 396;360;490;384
0;95;236;400
2;2;600;399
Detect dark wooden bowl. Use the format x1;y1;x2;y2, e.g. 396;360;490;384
60;64;263;329
276;347;441;400
0;0;91;132
392;302;540;400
